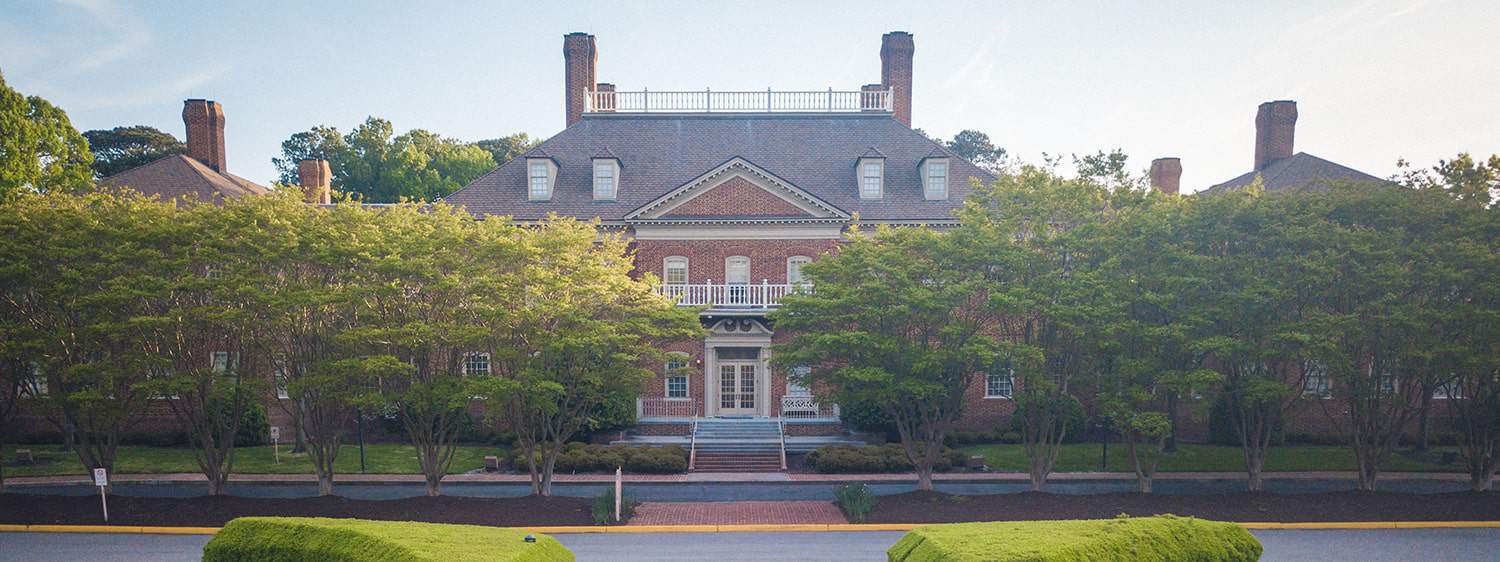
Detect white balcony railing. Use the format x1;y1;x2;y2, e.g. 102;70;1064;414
637;397;700;419
656;281;808;309
781;395;840;420
586;88;892;114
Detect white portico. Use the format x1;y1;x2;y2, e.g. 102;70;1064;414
703;317;775;417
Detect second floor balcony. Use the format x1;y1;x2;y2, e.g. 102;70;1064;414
655;281;809;310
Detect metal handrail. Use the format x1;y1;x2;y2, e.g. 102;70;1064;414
778;417;788;470
689;416;699;470
586;88;893;114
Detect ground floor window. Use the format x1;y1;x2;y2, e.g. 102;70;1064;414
1434;379;1463;399
666;354;689;398
985;372;1013;398
1304;363;1332;398
463;352;491;376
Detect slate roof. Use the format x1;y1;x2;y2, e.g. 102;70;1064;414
445;113;994;222
98;154;271;203
1204;152;1387;194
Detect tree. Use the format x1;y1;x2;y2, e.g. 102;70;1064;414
0;71;94;199
0;191;173;488
83;126;186;178
476;133;540;168
272;118;501;203
469;218;700;496
944;130;1008;172
773;226;1005;491
1395;153;1500;207
0;344;42;493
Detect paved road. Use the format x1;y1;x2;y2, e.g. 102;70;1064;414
3;529;1499;561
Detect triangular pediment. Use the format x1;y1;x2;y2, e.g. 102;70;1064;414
626;158;848;222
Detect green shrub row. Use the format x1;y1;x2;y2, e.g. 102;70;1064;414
887;515;1262;562
508;443;688;474
202;517;573;562
805;444;969;474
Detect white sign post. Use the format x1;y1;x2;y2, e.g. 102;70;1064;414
614;466;623;522
93;468;109;522
270;426;281;464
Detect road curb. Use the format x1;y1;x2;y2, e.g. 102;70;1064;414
2;521;1498;535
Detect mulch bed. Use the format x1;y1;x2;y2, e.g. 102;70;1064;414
0;493;595;527
866;490;1500;524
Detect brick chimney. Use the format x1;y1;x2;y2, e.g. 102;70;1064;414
297;159;332;205
880;31;915;127
1149;158;1183;195
563;32;598;127
182;99;227;173
1254;100;1297;170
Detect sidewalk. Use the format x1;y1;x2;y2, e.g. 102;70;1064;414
6;470;1471;487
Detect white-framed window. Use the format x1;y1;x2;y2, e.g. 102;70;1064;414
274;366;291;400
787;365;812;396
1433;379;1463;400
592;159;617;200
665;354;689;399
1371;364;1397;395
787;256;812;285
923;158;949;200
463;352;491;376
26;362;47;397
664;256;689;285
985;371;1014;399
528;159;553;200
211;351;238;373
1303;362;1332;398
859;159;884;199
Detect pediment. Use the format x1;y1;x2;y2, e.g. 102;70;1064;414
627;158;848;222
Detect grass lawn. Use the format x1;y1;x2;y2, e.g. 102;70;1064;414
1;443;505;478
960;442;1466;473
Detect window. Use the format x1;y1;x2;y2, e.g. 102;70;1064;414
1434;379;1463;400
211;351;238;373
1303;363;1332;398
665;354;689;399
664;256;689;285
787;256;812;285
924;159;949;200
859;160;883;199
985;371;1014;399
26;362;47;397
593;160;617;200
725;256;750;304
463;352;491;376
274;367;291;400
528;160;552;200
1371;364;1397;395
787;365;811;396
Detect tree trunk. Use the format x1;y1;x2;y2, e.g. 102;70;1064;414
1415;393;1432;453
539;452;558;497
1356;458;1379;492
1164;394;1179;453
1246;453;1265;492
1139;475;1153;494
207;474;227;496
1473;471;1494;492
425;475;441;497
317;473;334;496
915;465;934;491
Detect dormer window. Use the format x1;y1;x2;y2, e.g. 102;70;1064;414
922;157;950;200
527;158;556;201
858;158;884;199
592;158;619;201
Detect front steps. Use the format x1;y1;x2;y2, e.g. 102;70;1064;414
692;419;784;473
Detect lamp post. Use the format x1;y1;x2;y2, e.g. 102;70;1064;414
1095;415;1112;472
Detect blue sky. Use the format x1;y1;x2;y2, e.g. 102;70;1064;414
4;0;1497;191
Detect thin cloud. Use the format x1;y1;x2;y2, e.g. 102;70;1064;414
67;65;230;110
54;0;151;74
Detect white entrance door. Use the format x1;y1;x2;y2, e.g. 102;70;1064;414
718;361;758;415
725;256;750;305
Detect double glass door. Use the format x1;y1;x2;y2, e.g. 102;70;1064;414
718;361;757;415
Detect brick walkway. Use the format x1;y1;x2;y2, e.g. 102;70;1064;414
628;501;846;526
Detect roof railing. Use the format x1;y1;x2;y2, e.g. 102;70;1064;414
585;88;892;114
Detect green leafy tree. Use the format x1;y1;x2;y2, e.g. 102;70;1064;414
944;130;1008;172
773;226;1005;491
83;125;186;178
476;133;540;168
469;218;700;496
1395;152;1500;207
0;71;94;198
272;118;500;202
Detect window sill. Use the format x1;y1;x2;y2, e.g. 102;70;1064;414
983;395;1013;400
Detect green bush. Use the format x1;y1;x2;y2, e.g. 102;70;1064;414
591;488;638;525
808;444;968;474
509;444;688;474
1208;391;1285;447
234;403;270;447
202;517;572;562
887;515;1262;562
833;482;877;523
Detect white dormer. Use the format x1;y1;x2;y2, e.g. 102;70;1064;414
857;147;886;200
527;156;557;201
921;153;950;201
592;150;620;201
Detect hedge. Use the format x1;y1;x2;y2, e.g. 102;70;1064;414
806;444;968;473
202;517;573;562
508;443;688;474
887;516;1262;562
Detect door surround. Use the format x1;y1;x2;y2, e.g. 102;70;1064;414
703;318;772;417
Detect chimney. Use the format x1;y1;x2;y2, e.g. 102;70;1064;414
563;32;598;127
1149;158;1183;195
182;99;227;173
297;159;332;205
1253;100;1297;170
880;31;915;127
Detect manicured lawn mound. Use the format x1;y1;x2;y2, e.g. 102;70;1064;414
203;517;571;562
887;516;1260;562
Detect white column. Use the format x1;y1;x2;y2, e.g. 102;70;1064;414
759;346;772;418
703;343;716;418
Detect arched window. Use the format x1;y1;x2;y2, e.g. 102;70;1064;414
787;256;812;285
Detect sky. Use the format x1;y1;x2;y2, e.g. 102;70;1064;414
3;0;1497;191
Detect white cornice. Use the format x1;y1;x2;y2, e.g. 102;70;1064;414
626;157;850;221
634;223;846;240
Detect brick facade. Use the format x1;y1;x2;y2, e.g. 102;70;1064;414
661;176;811;218
634;238;840;285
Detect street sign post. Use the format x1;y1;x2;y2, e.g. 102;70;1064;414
614;466;622;522
270;426;281;464
93;468;109;522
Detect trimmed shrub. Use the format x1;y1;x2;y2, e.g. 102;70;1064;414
233;403;269;447
833;482;877;523
887;515;1262;562
509;444;688;474
808;444;969;474
202;517;572;562
591;488;638;525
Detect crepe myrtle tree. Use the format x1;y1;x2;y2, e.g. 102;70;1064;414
469;217;700;496
774;225;1006;492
